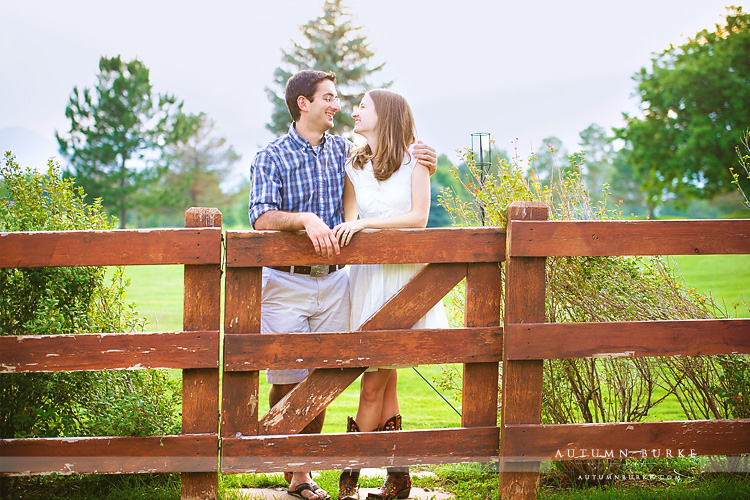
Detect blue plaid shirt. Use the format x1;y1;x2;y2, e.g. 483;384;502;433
249;123;352;229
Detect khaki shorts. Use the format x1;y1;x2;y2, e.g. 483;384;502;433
261;267;350;385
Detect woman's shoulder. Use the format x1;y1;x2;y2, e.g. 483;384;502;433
401;150;418;173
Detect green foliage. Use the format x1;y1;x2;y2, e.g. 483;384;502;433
265;0;390;137
56;55;185;227
135;111;242;227
0;153;180;439
2;474;180;500
730;129;750;211
438;146;735;479
711;355;750;419
617;6;750;207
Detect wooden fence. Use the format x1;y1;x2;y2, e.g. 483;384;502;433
500;202;750;498
1;208;223;499
1;202;749;500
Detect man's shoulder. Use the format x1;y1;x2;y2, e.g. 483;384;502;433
253;133;300;164
325;134;352;156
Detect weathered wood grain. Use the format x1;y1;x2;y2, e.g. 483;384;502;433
221;267;262;439
508;219;750;257
505;319;750;360
0;331;220;373
502;419;750;462
182;207;222;499
224;327;502;371
462;263;503;428
225;228;505;267
500;201;549;499
258;263;467;435
0;228;222;268
221;427;499;473
0;434;218;475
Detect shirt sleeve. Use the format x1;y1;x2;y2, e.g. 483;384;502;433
248;149;282;228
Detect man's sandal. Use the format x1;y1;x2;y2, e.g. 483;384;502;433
288;482;330;500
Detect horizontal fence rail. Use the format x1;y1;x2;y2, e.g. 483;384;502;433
508;219;750;257
0;331;220;373
0;228;222;268
226;227;505;266
223;327;503;371
502;420;750;462
505;319;750;360
0;434;218;475
221;427;499;473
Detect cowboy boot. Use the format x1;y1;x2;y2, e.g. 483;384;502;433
339;416;363;500
367;414;411;499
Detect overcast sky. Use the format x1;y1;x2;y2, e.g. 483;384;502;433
0;0;734;180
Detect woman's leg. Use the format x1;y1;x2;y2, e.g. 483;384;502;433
356;369;393;432
378;369;399;427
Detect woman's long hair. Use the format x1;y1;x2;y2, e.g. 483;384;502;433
350;89;415;181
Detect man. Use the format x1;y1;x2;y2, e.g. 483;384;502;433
249;70;436;500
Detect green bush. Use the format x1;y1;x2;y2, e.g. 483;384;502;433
438;146;739;481
0;153;180;439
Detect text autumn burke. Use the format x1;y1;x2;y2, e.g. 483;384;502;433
556;448;698;459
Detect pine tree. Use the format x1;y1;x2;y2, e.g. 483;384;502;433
265;0;390;137
56;55;184;227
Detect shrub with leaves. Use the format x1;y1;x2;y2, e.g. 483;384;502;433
438;143;745;481
0;153;180;438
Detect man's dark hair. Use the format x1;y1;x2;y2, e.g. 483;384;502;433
285;70;337;122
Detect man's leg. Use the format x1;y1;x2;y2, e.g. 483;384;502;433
261;270;327;499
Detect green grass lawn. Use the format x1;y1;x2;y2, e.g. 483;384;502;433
670;254;750;318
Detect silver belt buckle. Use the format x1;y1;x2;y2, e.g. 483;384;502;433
309;265;329;278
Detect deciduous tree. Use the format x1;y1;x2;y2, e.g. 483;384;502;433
617;7;750;205
137;112;241;226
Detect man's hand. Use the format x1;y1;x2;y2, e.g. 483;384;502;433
413;140;437;175
302;213;340;258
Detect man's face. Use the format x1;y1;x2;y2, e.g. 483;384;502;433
306;79;341;132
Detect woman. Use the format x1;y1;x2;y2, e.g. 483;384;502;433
333;89;448;500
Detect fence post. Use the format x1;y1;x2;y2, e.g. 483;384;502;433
221;261;261;439
182;207;222;500
462;262;502;450
500;201;548;499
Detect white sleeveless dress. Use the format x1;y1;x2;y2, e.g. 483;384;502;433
345;153;449;361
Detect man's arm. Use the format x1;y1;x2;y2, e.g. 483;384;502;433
254;210;341;259
412;140;438;175
249;149;340;259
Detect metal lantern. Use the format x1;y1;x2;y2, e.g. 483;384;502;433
471;132;491;225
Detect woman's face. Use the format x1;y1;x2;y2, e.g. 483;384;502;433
352;93;378;136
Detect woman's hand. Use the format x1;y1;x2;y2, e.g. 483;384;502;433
333;219;366;246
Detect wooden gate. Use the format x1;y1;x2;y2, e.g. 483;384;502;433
220;224;506;472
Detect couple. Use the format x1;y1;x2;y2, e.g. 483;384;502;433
249;70;448;500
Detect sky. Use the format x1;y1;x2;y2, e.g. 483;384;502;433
0;0;736;185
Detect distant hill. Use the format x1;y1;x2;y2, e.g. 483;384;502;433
0;126;64;171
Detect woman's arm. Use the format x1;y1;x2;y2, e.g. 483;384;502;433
333;164;431;245
342;174;359;222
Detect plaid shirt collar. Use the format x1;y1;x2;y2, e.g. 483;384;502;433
288;122;328;152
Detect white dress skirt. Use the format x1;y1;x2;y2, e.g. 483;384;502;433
345;152;449;370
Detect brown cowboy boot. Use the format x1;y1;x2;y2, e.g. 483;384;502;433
367;414;411;499
339;416;363;500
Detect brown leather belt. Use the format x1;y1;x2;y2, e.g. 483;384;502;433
269;265;345;277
